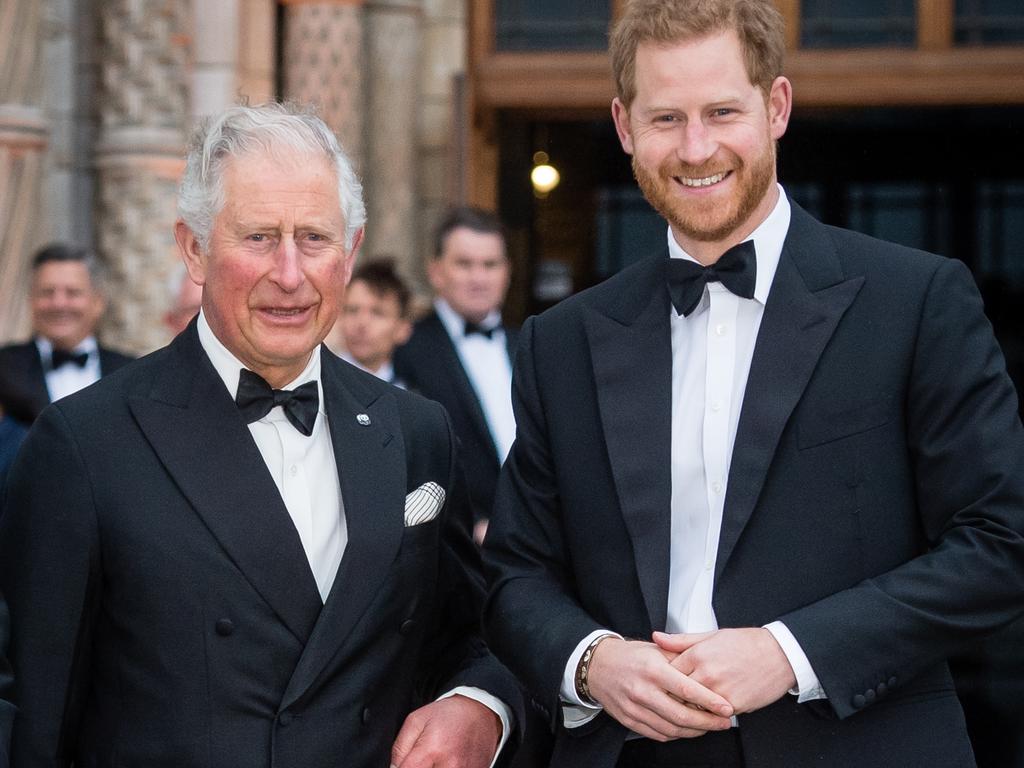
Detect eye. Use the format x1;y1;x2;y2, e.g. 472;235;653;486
711;108;734;118
248;233;267;242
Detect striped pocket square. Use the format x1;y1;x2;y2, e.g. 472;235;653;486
404;482;445;526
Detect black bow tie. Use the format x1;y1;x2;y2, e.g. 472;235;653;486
464;320;498;339
666;240;757;317
235;369;319;437
50;349;90;370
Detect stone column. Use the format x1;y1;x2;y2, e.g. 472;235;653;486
0;0;48;342
282;0;366;170
95;0;191;354
363;0;422;266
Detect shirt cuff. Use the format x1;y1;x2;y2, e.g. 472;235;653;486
763;621;827;702
558;629;622;728
439;687;511;768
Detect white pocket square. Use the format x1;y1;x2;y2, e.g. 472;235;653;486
404;482;445;526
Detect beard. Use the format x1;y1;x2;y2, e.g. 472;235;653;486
632;138;776;245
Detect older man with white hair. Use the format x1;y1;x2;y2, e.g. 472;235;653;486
0;102;520;768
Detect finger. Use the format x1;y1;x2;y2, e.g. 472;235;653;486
663;667;734;718
622;677;732;735
652;630;716;653
391;714;426;768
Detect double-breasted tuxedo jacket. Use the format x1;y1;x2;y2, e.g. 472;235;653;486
0;323;520;768
483;202;1024;768
394;313;518;523
0;341;133;424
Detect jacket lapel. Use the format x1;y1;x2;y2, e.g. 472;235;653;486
583;258;674;631
281;350;405;709
715;203;864;582
128;325;323;644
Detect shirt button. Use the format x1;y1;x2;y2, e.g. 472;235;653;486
704;560;713;571
290;465;298;476
710;400;722;413
715;324;728;336
711;481;723;494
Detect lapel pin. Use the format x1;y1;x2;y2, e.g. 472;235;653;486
356;413;371;426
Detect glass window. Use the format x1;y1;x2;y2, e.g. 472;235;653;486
846;182;952;254
955;0;1024;45
801;0;916;48
495;0;611;52
976;181;1024;284
595;187;665;277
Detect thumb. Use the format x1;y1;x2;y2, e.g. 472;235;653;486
652;630;716;653
390;710;427;768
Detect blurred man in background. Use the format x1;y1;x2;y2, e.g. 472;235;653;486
337;258;411;386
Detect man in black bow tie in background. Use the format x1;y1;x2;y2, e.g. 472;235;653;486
482;1;1024;767
0;102;520;768
394;207;518;546
0;244;132;425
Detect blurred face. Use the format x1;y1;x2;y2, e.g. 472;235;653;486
176;149;362;387
30;261;106;350
612;30;791;263
428;227;509;324
164;274;204;336
338;280;411;373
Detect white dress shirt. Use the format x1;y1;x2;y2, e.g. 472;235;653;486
198;312;510;762
434;299;516;463
560;186;824;728
38;335;102;402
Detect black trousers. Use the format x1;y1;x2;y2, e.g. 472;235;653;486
616;731;744;768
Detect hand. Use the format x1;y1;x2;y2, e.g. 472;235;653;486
391;694;501;768
654;628;796;715
585;636;733;742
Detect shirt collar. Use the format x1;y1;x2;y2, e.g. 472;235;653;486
197;309;324;413
666;183;790;307
36;335;99;360
434;298;502;340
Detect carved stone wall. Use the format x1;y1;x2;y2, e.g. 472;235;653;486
0;0;47;343
95;0;190;354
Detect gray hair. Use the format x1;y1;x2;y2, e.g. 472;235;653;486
177;102;366;251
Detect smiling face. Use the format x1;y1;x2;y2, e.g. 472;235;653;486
612;29;791;263
30;260;106;351
338;279;411;373
175;148;362;387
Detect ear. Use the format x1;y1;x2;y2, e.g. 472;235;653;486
766;76;792;141
175;220;207;286
341;227;365;288
426;257;444;294
612;97;636;155
393;318;412;347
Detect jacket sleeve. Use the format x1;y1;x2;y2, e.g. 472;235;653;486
0;405;102;766
781;257;1024;718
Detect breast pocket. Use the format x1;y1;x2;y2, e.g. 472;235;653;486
798;396;893;450
397;517;442;556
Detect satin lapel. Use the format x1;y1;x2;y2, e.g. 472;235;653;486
427;315;498;456
582;258;673;631
715;206;864;582
281;350;404;709
128;326;323;644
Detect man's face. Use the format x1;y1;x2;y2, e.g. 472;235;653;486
164;274;204;336
612;30;791;260
175;149;361;388
428;227;510;324
30;261;106;350
338;280;411;373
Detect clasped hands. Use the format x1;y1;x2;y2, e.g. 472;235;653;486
586;628;798;742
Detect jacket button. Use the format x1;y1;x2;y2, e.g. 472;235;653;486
279;711;293;727
888;676;898;688
400;619;416;636
876;682;887;696
215;619;234;637
864;689;876;702
852;694;866;709
362;707;371;724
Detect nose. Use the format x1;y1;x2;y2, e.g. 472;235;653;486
676;120;716;168
270;237;304;292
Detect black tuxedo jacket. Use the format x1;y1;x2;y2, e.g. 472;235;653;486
0;340;133;424
0;322;521;768
483;202;1024;768
394;312;518;522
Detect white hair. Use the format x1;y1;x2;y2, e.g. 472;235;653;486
177;102;366;250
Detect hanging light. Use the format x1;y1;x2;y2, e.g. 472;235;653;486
531;151;560;197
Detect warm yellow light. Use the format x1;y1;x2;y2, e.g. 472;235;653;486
531;163;560;195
